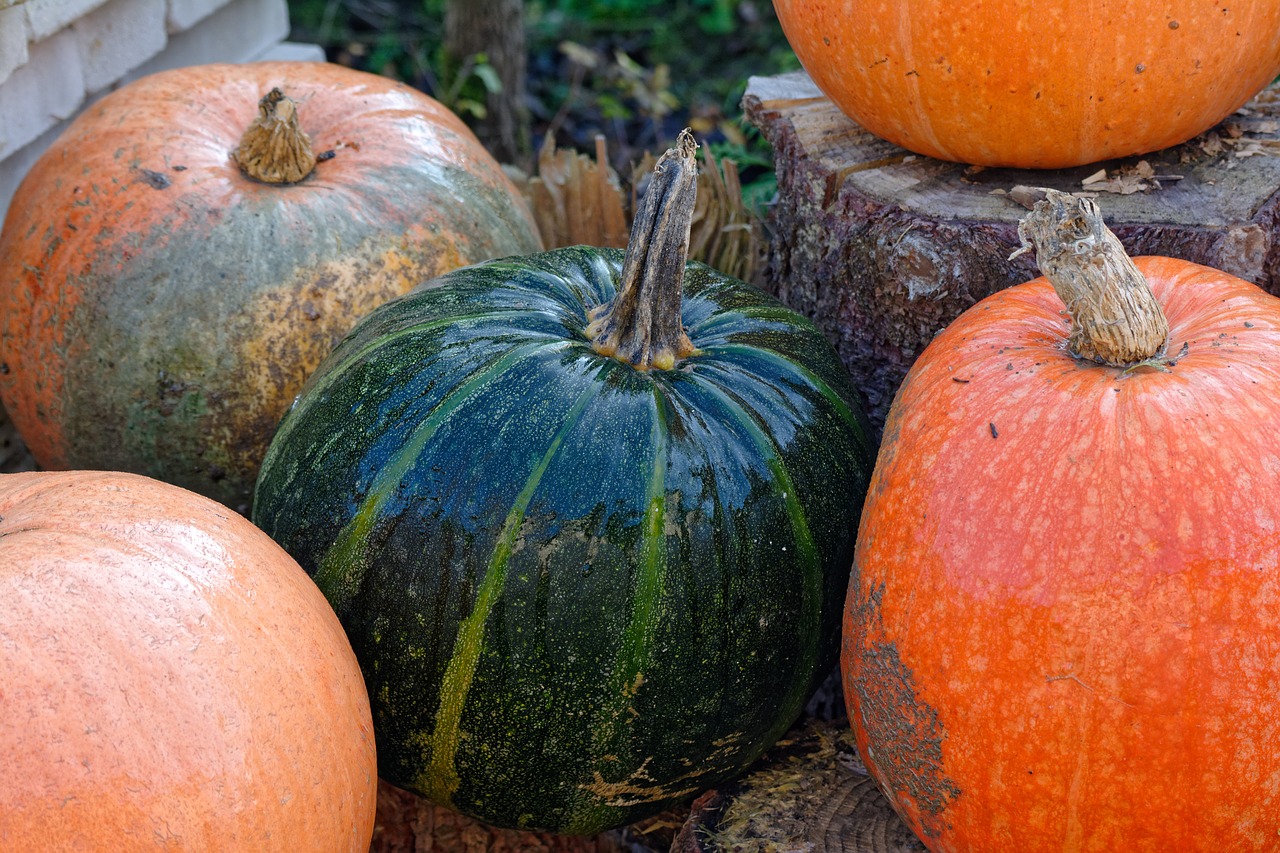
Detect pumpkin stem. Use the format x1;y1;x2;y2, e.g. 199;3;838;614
585;129;699;371
1013;189;1168;367
232;88;318;184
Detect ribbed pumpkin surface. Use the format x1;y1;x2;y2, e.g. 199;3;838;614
774;0;1280;168
846;257;1280;851
252;247;874;834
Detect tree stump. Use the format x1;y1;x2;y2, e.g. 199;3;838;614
743;70;1280;432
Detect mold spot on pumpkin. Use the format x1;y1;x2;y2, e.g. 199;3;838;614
845;582;961;839
135;169;171;190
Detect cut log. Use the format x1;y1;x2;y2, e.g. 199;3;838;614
744;71;1280;432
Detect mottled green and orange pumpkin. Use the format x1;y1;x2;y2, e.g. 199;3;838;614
0;61;542;512
252;134;875;834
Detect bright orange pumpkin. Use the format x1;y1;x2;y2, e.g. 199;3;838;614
0;61;542;513
0;469;377;850
844;193;1280;851
772;1;1280;168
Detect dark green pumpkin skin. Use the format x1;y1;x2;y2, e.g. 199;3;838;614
252;247;874;834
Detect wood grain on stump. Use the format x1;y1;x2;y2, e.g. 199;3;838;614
744;70;1280;431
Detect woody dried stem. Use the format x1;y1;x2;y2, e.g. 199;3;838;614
586;129;700;371
232;88;317;185
1013;189;1168;367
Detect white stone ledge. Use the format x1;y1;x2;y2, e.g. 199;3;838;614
165;0;232;35
0;23;322;224
126;0;285;79
0;8;28;82
24;0;112;43
74;0;168;93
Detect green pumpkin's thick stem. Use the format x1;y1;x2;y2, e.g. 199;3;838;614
1013;189;1168;366
586;129;699;371
232;88;318;184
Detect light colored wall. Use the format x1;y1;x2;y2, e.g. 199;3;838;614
0;0;323;222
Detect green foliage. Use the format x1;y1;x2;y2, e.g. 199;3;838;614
285;0;799;209
707;124;780;217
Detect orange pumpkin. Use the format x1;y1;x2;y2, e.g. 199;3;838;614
0;469;376;850
0;61;542;513
772;1;1280;168
844;192;1280;851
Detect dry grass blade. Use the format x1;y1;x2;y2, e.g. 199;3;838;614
525;133;629;249
689;146;765;284
522;135;766;283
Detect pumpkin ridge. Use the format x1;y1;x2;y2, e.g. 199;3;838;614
421;381;599;804
476;257;608;316
313;340;556;615
698;342;875;464
294;308;560;413
686;305;817;337
257;308;558;501
583;386;669;785
676;372;824;732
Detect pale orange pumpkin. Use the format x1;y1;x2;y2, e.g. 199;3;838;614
844;192;1280;851
0;470;377;850
773;1;1280;168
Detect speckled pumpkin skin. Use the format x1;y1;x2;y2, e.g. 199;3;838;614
0;469;377;851
774;1;1280;168
252;247;876;835
845;258;1280;851
0;61;542;513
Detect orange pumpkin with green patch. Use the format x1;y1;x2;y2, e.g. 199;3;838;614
845;191;1280;851
0;61;542;513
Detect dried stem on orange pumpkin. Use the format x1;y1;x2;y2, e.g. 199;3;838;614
586;129;700;371
1012;189;1169;366
232;88;317;184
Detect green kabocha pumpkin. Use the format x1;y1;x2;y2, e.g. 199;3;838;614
252;133;874;834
